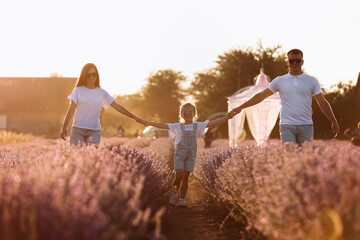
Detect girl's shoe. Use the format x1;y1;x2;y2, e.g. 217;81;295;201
169;193;177;205
178;198;187;207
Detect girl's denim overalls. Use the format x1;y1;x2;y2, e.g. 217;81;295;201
174;123;197;172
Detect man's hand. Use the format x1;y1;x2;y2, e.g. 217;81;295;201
331;121;340;138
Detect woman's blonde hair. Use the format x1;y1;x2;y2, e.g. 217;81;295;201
179;102;198;123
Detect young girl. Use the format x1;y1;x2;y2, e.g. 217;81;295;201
147;103;231;207
60;63;146;146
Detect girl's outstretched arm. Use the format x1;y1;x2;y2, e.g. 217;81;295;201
207;114;231;128
111;101;147;125
147;121;170;130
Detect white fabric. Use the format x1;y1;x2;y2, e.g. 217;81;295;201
168;121;209;148
268;73;322;125
68;86;115;130
228;72;281;146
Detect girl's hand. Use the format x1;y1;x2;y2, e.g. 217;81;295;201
60;129;67;141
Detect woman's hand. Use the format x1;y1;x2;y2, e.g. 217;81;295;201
60;128;67;141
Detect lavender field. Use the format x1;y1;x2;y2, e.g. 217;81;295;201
0;135;359;240
0;138;171;240
195;140;360;240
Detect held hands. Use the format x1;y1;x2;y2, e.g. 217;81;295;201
134;116;149;126
227;107;242;119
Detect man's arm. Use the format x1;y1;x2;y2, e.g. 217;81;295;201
314;93;340;136
229;88;274;116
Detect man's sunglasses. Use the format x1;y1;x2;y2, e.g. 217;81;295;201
288;59;302;64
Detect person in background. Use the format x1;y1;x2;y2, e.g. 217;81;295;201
117;125;125;137
229;49;340;146
204;126;218;148
344;121;360;146
146;103;231;207
60;63;146;146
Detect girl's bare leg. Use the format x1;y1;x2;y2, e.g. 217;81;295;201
172;169;184;194
180;171;190;199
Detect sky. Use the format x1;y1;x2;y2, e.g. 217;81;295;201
0;0;359;96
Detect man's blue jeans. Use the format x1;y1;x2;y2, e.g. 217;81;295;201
280;124;314;146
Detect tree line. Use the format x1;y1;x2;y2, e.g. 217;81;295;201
101;43;360;140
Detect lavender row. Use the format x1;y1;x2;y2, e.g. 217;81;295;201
0;142;170;240
195;141;360;240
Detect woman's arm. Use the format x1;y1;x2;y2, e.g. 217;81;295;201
207;115;230;128
146;121;170;130
111;101;147;125
60;101;76;140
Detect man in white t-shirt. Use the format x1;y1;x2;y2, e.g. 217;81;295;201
229;49;340;145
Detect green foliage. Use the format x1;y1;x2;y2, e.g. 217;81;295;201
312;81;360;139
101;93;146;137
140;69;186;123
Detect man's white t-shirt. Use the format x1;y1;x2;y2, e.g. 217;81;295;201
268;73;323;125
68;86;115;130
168;121;209;148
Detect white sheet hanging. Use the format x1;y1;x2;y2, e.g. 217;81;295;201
227;71;281;147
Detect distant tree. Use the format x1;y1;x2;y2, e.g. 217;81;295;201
50;72;63;78
140;69;186;123
254;42;287;80
101;93;146;137
189;69;222;120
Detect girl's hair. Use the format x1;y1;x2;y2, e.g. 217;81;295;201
179;102;198;123
75;63;100;87
358;121;360;128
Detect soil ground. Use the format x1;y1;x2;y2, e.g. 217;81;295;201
161;176;267;240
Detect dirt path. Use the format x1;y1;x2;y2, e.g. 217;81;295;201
161;176;266;240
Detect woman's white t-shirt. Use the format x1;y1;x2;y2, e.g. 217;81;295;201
168;121;209;148
68;86;115;130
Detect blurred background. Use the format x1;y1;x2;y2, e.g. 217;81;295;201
0;0;359;139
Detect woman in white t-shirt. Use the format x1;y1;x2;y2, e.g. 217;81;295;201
147;103;230;207
60;63;146;146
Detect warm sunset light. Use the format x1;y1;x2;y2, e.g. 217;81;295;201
0;0;359;96
1;2;360;239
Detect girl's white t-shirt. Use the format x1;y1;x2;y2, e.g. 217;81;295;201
68;86;115;130
168;121;209;148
